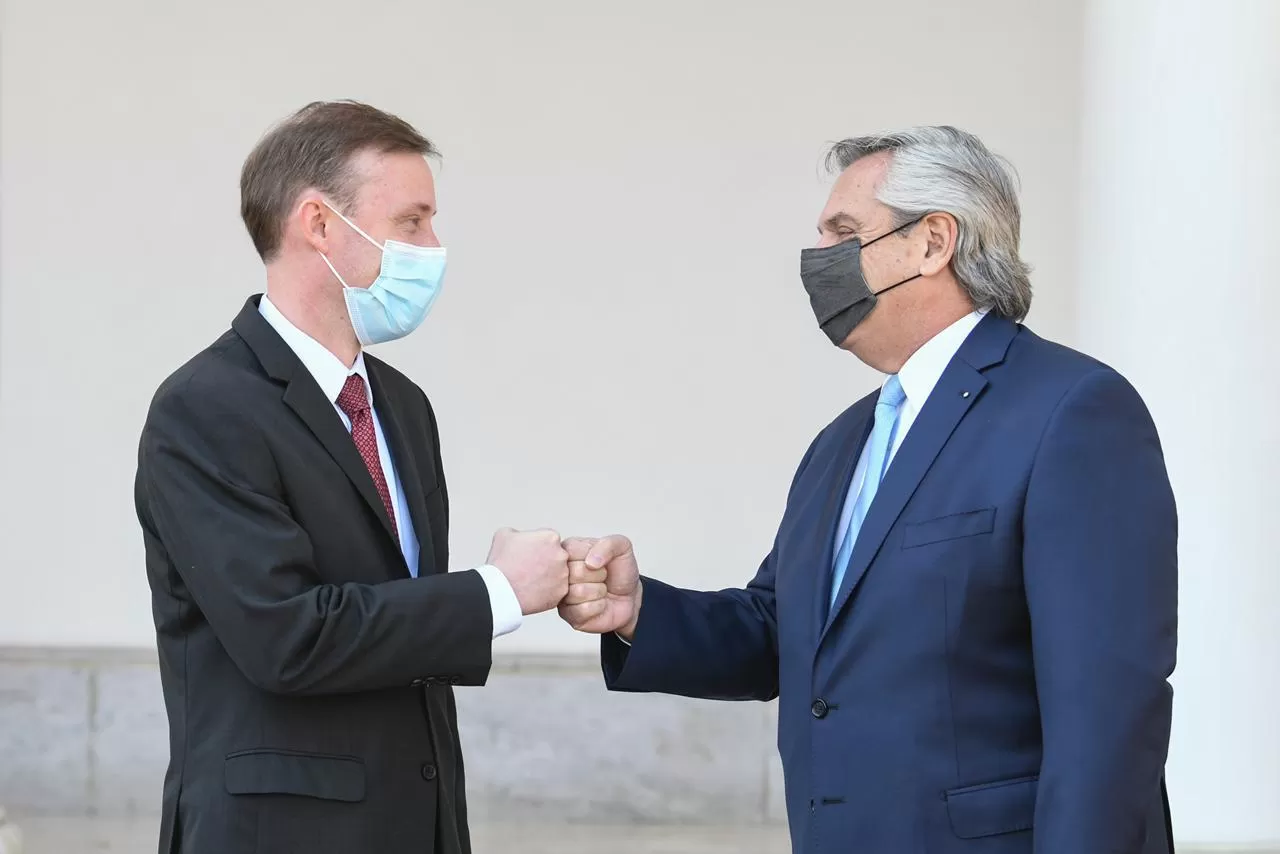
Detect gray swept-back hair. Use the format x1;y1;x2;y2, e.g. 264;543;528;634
826;126;1032;320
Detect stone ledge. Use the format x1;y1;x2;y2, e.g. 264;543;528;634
0;647;780;823
5;814;1279;854
9;648;1269;852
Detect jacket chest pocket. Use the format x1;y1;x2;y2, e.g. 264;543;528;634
902;507;996;549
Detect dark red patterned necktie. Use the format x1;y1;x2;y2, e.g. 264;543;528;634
335;374;398;537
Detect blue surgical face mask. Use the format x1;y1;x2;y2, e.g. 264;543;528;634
318;201;447;346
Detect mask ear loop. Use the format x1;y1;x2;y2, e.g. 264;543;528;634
870;272;923;297
318;251;351;288
314;198;385;289
320;199;386;251
862;214;928;296
861;214;926;248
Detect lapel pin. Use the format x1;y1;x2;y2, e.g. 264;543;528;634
961;391;971;398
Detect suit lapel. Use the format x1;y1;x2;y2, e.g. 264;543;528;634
820;313;1019;642
802;407;873;645
281;379;402;547
233;297;400;549
366;362;437;577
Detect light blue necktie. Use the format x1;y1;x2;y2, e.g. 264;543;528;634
830;375;906;607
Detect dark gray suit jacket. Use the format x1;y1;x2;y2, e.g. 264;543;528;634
135;296;492;854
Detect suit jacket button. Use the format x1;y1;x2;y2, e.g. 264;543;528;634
811;699;829;719
421;763;438;781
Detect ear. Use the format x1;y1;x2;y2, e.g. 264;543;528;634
919;211;958;276
295;194;333;254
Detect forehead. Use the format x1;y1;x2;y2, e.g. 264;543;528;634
349;148;437;211
819;151;893;229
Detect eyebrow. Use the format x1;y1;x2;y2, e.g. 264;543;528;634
820;212;861;233
397;202;436;218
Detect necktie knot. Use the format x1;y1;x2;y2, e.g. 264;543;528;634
336;374;370;420
878;374;906;410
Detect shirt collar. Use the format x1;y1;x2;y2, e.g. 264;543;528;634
895;309;987;408
259;295;369;406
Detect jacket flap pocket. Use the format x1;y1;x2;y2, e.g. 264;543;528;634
945;775;1037;839
225;750;365;802
903;507;996;549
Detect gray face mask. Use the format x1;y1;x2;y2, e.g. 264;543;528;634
799;217;923;346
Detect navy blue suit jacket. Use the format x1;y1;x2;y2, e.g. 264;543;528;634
603;314;1177;853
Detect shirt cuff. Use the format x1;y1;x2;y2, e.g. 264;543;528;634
475;564;522;639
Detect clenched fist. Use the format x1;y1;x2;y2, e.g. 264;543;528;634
557;535;642;638
487;528;569;615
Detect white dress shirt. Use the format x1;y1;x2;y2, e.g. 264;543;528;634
834;310;987;549
259;296;522;639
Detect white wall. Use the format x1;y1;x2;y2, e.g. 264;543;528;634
0;0;1081;652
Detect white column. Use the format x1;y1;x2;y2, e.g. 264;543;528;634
1077;0;1280;847
0;806;23;854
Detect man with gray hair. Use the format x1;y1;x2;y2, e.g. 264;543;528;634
559;126;1178;853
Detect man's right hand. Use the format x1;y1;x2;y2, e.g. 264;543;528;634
486;528;570;615
558;535;642;639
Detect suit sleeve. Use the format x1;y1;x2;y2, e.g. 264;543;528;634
139;378;494;696
1023;368;1177;853
601;432;824;701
